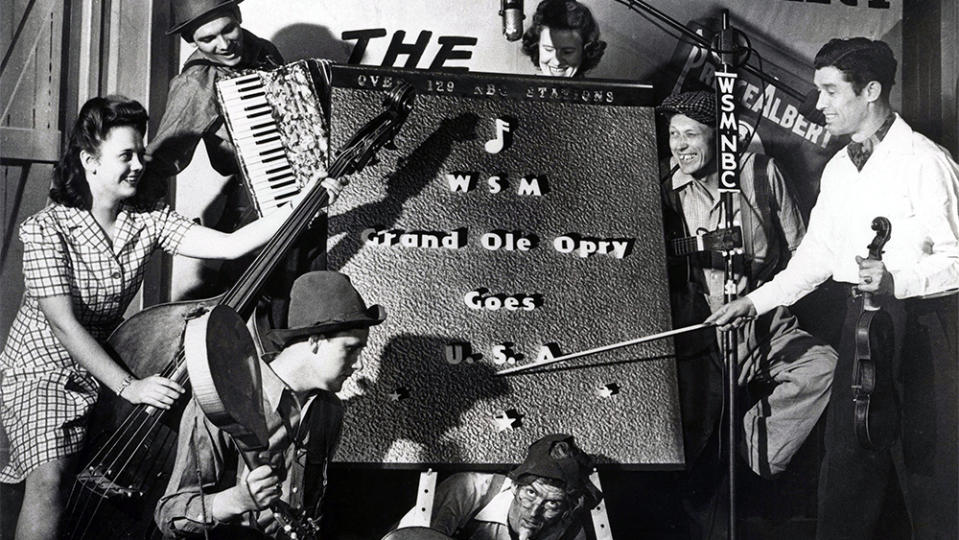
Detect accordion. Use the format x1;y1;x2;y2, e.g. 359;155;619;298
215;59;332;217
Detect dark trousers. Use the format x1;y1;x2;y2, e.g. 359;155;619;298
817;293;958;539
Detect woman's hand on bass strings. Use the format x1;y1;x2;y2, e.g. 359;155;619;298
120;375;184;409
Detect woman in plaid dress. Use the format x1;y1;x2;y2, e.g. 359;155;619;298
0;96;322;540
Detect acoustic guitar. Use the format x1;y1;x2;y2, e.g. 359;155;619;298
668;225;743;257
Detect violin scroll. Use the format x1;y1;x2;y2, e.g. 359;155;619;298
865;216;891;261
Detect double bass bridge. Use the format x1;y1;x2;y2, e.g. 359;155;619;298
75;465;145;499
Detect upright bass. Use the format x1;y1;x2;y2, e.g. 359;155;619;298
62;82;415;539
851;216;899;450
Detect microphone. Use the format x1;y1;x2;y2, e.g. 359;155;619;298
501;0;525;42
799;89;826;126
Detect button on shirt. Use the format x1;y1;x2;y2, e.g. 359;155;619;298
0;203;193;482
749;114;959;315
155;363;344;537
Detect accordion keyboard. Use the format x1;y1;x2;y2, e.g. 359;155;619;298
216;59;331;216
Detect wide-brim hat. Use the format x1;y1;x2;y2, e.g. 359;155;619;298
167;0;244;36
266;271;386;349
508;433;603;510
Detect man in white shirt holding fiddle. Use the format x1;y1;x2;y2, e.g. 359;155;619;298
709;38;959;540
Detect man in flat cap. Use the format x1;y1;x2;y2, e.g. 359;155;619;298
659;91;837;537
392;434;602;540
155;271;386;538
710;37;959;540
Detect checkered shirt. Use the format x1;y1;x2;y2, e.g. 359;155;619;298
0;202;194;482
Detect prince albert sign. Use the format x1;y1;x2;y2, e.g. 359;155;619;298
326;65;683;467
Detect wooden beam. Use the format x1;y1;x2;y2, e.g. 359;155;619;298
0;127;61;163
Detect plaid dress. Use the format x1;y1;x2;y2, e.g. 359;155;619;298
0;203;194;482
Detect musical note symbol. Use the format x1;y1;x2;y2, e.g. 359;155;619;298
484;117;513;154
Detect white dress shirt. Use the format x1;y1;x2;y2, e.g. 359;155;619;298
749;114;959;315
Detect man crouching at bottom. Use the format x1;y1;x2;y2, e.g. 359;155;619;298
393;434;602;540
154;271;386;537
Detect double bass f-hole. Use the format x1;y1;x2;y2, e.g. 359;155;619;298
852;216;899;450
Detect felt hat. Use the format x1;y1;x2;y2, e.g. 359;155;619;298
266;271;386;348
167;0;244;36
508;433;603;509
657;91;716;127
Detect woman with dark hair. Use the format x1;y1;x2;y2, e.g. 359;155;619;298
520;0;607;78
0;95;316;539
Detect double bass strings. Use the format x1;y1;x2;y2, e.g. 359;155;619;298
63;347;187;539
63;367;178;538
63;82;412;537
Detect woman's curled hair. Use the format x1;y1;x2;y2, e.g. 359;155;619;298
50;95;151;209
520;0;607;74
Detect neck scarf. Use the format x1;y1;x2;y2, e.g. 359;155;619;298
847;113;896;171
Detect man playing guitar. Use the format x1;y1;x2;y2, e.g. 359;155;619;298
154;271;386;538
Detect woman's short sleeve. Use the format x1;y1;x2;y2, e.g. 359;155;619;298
150;204;196;255
19;215;71;298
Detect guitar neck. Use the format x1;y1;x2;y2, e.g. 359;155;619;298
668;226;742;257
669;235;703;257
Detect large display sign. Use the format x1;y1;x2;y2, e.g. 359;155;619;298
326;66;683;466
171;0;901;300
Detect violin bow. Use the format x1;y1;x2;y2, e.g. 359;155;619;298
495;322;713;376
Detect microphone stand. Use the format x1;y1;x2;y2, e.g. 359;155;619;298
714;10;746;540
607;2;795;537
611;0;806;102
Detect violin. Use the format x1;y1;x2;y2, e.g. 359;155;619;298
851;216;899;450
